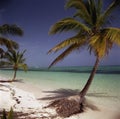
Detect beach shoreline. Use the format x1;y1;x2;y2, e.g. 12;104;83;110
0;77;120;119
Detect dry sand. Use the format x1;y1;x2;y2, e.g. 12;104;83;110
0;78;120;119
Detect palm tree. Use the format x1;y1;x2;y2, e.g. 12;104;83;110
48;0;120;116
0;24;23;57
0;49;28;81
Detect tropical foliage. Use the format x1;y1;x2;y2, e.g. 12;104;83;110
0;49;27;81
48;0;120;117
48;0;120;66
1;108;14;119
0;24;23;58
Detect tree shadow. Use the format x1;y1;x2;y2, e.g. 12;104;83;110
38;88;79;100
38;88;119;112
114;113;120;119
38;88;117;101
0;79;24;83
38;88;104;111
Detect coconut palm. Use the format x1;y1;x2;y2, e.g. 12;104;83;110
48;0;120;116
0;49;27;81
0;24;23;57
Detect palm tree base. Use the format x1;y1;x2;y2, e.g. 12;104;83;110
45;95;85;118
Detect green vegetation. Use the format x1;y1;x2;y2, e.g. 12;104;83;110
0;23;26;81
1;108;13;119
0;49;28;81
48;0;120;117
0;24;23;58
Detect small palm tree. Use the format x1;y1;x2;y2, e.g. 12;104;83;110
0;24;23;57
0;49;28;81
48;0;120;116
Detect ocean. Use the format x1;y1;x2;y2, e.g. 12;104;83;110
0;65;120;108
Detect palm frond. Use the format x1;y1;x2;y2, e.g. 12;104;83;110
48;35;86;53
0;24;23;36
73;10;92;25
89;27;120;57
49;18;90;34
103;27;120;45
49;43;82;68
0;48;5;58
0;37;19;50
88;0;97;24
65;0;87;10
1;49;27;70
8;40;19;50
18;63;28;71
18;50;26;63
66;0;91;23
97;0;120;26
0;61;12;67
96;0;102;17
89;33;107;57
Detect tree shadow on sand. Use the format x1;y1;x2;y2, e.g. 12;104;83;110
38;88;120;118
38;88;117;101
0;79;24;83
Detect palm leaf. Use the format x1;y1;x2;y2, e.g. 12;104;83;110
48;35;86;53
0;48;5;58
89;27;120;57
96;0;102;17
19;50;26;60
66;0;87;10
89;34;107;57
49;43;82;68
0;61;12;67
97;0;120;26
66;0;91;23
103;27;120;45
49;18;90;34
0;37;19;50
18;63;28;71
1;49;27;70
0;24;23;36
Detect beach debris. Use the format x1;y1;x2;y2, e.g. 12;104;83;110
45;95;84;118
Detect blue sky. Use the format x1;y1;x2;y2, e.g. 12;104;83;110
0;0;120;67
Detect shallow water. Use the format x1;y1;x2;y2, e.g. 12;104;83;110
0;66;120;92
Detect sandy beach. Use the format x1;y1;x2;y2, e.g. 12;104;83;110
0;77;120;119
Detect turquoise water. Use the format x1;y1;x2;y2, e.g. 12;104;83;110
0;66;120;96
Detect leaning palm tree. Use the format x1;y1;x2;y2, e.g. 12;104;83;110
48;0;120;117
0;24;23;57
0;49;27;81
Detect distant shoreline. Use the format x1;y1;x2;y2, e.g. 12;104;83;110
1;65;120;74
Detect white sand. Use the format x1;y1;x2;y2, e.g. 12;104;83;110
0;77;120;119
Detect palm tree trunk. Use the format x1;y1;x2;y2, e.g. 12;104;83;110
12;69;17;81
79;56;100;98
